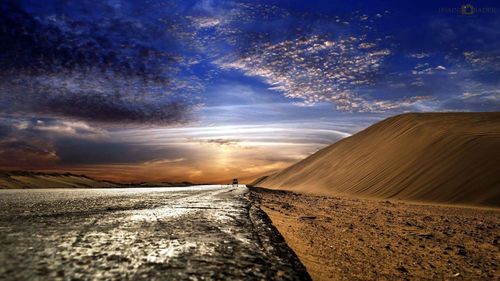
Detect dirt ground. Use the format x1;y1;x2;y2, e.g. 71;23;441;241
250;187;500;281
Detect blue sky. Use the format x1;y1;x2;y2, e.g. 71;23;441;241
0;0;498;182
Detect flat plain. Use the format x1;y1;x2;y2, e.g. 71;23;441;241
251;187;500;281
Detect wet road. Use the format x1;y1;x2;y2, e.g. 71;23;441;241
0;186;310;280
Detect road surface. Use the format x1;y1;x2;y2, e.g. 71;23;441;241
0;186;310;280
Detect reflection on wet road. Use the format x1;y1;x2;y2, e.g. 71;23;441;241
0;186;309;280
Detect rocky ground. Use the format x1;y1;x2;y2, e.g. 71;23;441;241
250;187;500;281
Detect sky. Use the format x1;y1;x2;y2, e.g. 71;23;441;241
0;0;499;183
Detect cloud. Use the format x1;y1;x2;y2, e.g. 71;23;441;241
201;5;432;113
0;1;201;125
0;110;382;182
0;140;59;167
0;80;195;125
438;81;500;111
142;158;185;165
185;137;242;147
216;35;399;111
0;115;200;172
204;138;241;146
31;120;106;138
52;138;192;166
410;53;431;59
411;65;447;75
0;117;114;168
0;117;102;168
0;124;12;139
0;117;105;139
189;16;222;28
462;51;500;71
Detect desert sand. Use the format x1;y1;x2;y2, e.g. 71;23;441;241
255;113;500;207
251;187;500;281
0;171;119;189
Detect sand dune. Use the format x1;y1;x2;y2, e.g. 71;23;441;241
255;113;500;207
0;171;120;189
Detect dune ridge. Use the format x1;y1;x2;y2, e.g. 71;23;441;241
256;112;500;207
0;171;120;189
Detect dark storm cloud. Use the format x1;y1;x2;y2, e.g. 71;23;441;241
0;117;97;168
0;123;12;138
53;137;189;165
0;1;171;78
0;77;194;125
0;116;192;167
0;140;53;156
0;119;53;167
0;0;200;125
0;127;59;167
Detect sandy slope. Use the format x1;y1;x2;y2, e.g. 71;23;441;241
256;113;500;207
0;171;119;189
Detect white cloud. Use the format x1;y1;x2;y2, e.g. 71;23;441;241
214;35;419;112
462;51;500;71
410;53;431;59
412;65;447;75
188;16;222;29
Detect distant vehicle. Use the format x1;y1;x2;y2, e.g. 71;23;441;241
232;178;238;187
